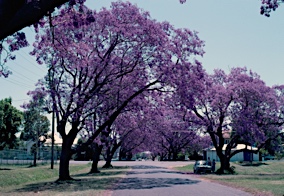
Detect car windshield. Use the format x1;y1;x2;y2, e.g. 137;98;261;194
197;161;208;166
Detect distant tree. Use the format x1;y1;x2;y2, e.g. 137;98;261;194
187;135;211;160
73;138;93;161
101;107;150;168
21;97;50;166
144;102;201;161
0;97;23;150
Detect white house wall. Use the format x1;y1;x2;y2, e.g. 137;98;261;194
230;152;243;162
206;150;259;162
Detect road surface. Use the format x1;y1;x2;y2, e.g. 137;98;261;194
107;161;252;196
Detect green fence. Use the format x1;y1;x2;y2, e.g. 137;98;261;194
0;149;59;165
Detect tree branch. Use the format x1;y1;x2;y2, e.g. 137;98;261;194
0;0;69;40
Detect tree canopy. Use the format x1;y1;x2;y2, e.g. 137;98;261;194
0;0;277;77
21;96;50;159
0;97;23;150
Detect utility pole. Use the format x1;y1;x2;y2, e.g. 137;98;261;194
51;109;55;169
43;107;55;169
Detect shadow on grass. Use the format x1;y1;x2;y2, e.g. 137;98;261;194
73;170;128;177
14;176;200;194
14;177;122;194
238;174;284;180
240;162;268;167
0;168;12;170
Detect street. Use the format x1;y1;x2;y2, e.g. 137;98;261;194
106;161;252;196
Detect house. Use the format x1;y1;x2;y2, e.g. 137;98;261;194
203;129;260;162
204;144;260;162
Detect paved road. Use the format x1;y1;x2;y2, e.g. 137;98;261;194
108;161;252;196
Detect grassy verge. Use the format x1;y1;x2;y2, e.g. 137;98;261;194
0;163;129;195
175;161;284;196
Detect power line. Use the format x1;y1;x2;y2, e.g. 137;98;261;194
17;51;47;73
11;59;44;78
13;98;30;102
9;67;37;83
0;77;35;89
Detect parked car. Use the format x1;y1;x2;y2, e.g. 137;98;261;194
193;160;212;174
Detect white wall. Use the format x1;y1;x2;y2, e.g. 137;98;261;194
206;150;259;162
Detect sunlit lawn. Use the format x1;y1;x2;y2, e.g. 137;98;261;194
176;161;284;196
0;163;129;196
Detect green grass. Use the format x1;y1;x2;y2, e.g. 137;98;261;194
176;161;284;196
0;163;129;195
176;163;194;172
0;163;89;188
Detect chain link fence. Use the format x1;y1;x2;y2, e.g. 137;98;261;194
0;148;59;165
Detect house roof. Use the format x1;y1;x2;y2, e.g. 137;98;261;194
45;134;79;146
207;144;258;151
45;133;63;145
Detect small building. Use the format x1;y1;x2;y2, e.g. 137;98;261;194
204;144;259;162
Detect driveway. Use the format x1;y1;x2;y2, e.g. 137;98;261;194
109;161;252;196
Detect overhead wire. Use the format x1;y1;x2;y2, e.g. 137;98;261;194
13;98;30;102
9;67;37;83
10;58;45;78
0;77;35;89
17;51;47;73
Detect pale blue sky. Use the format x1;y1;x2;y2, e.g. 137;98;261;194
1;0;284;110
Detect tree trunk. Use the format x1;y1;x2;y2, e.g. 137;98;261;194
89;143;103;173
219;157;231;173
33;151;37;166
168;152;172;160
216;150;231;174
119;148;126;161
58;137;74;180
102;142;120;168
259;151;262;161
160;153;165;161
102;159;112;168
172;151;178;161
102;146;112;168
57;120;79;181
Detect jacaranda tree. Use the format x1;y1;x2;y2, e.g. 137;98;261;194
21;93;50;166
31;2;204;180
172;66;284;173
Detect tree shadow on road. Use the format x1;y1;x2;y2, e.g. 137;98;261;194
73;168;128;177
112;177;200;190
127;169;185;175
130;165;167;169
13;176;123;194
